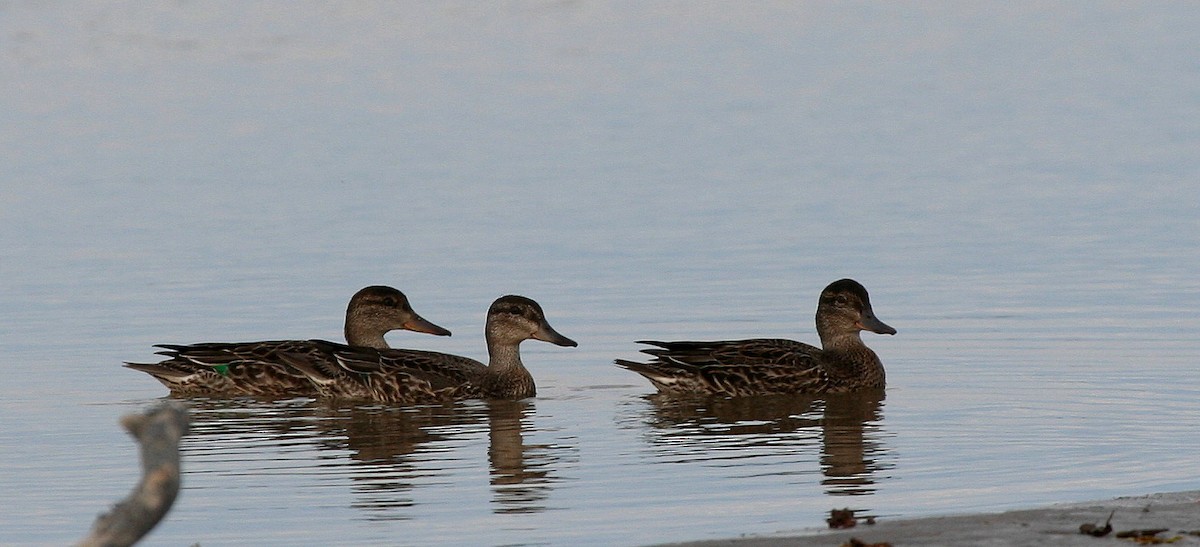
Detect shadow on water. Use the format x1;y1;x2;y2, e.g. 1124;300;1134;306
179;396;567;520
633;390;891;498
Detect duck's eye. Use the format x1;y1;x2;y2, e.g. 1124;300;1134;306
382;297;398;308
834;295;849;306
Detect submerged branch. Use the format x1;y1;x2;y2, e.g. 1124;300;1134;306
78;402;189;547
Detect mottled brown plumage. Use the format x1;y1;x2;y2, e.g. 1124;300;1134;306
281;295;577;404
616;279;896;396
124;286;450;396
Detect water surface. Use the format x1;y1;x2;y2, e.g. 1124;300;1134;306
2;2;1199;545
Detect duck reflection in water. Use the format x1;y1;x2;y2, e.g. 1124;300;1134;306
485;399;564;513
316;400;564;515
179;397;567;520
316;400;566;517
312;402;483;517
636;390;890;496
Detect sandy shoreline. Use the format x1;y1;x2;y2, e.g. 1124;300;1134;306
659;491;1200;546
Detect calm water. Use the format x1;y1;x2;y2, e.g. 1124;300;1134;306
3;2;1199;545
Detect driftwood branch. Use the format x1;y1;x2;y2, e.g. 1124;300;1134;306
79;402;190;547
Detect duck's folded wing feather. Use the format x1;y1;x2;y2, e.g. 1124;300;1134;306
639;338;821;368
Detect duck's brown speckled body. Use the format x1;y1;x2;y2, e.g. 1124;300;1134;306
616;279;895;396
124;286;450;396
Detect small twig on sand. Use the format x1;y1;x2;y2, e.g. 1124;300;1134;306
78;402;189;547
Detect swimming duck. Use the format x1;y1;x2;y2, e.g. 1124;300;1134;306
278;295;577;403
615;279;895;396
124;286;451;396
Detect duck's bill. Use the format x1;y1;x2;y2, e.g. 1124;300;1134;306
534;322;578;347
403;315;452;336
859;310;897;335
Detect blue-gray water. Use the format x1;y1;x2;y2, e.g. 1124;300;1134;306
2;2;1198;545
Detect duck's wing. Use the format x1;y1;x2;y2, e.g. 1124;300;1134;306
155;340;286;364
637;338;820;367
123;359;240;395
127;340;325;396
279;345;485;403
616;338;827;396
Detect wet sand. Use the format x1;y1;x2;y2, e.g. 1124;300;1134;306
661;491;1200;547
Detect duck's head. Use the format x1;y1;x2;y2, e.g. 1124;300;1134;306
816;279;896;339
345;286;452;347
485;295;578;347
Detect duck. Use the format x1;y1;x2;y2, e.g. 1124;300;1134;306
278;295;577;403
124;286;451;396
615;279;896;396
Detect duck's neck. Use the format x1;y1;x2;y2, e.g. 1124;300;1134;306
483;333;535;398
486;336;526;372
345;324;390;350
818;330;863;352
819;331;885;387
